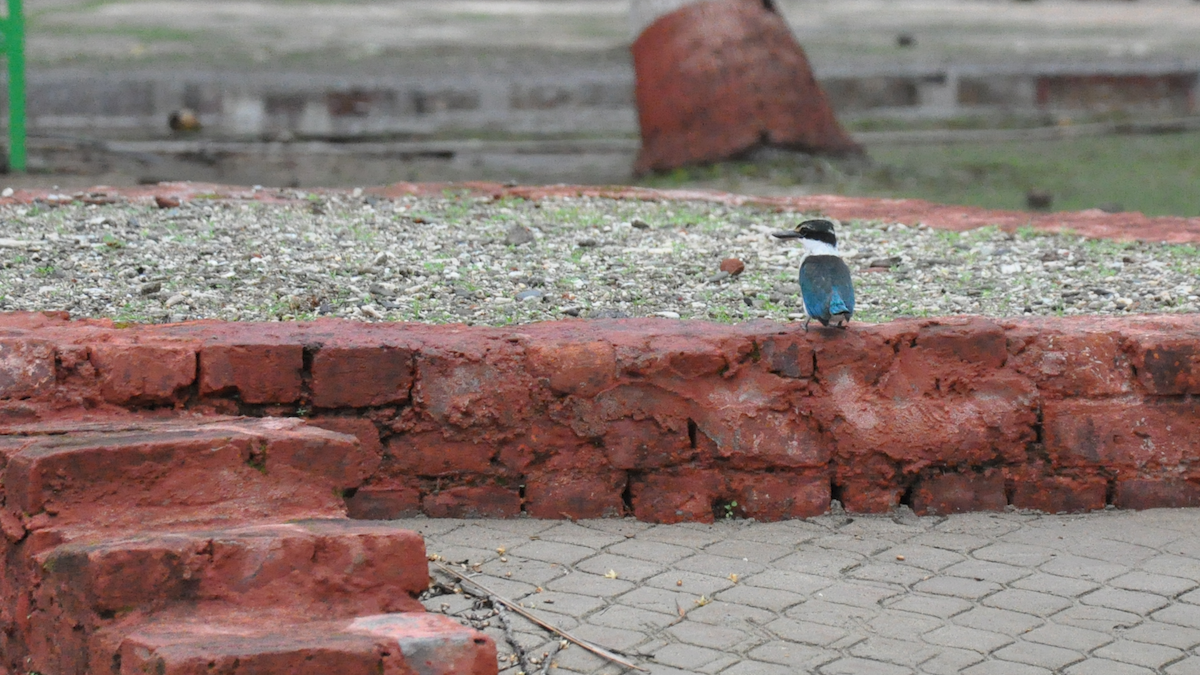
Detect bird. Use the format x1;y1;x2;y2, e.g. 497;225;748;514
772;219;855;331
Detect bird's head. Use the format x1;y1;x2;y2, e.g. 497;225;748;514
772;219;838;249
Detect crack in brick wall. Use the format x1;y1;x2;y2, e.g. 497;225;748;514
3;311;1198;524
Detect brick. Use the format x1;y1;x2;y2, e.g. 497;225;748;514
1010;475;1107;513
0;339;55;399
89;342;196;404
911;472;1007;516
758;335;814;379
308;416;383;458
523;469;625;519
727;471;829;520
602;418;694;470
199;343;303;403
1129;335;1200;395
702;411;830;469
1044;399;1200;471
311;345;413;408
345;485;421;519
415;353;532;430
915;318;1008;369
387;433;495;476
630;467;725;523
1009;330;1133;396
837;479;904;514
422;486;521;518
1114;479;1200;510
525;340;615;397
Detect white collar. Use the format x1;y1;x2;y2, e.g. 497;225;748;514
801;239;840;256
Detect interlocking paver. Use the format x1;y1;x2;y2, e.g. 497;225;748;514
414;510;1200;674
992;640;1084;670
1094;639;1185;669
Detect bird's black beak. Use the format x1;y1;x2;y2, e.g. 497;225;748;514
772;230;803;239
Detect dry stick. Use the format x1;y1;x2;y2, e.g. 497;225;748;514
433;561;649;673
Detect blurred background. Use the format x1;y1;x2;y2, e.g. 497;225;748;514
6;0;1200;214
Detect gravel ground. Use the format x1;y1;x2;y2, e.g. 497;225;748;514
1;192;1198;325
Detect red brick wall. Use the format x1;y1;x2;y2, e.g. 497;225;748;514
3;311;1199;522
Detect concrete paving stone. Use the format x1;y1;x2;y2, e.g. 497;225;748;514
684;600;776;626
972;542;1058;567
849;636;939;667
717;660;795;675
1062;538;1159;567
913;575;1002;600
1039;553;1130;582
714;583;806;612
1166;656;1200;675
1109;571;1198;597
817;656;913;674
575;518;654;536
774;549;866;576
646;570;735;597
1091;521;1185;550
982;588;1073;616
864;611;942;639
510;539;598;565
1053;604;1143;633
536;522;629;549
724;521;823;547
612;586;694;615
423;592;477;615
667;620;748;650
875;544;966;571
1094;639;1185;669
703;538;794;563
389;516;467;536
1010;572;1102;598
934;513;1026;538
1063;658;1156;675
515;590;605;617
639;524;727;548
651;642;738;673
992;640;1084;670
428;544;498;565
943;558;1033;584
569;623;649;652
1169;538;1200;557
1180;587;1200;605
763;617;850;646
812;580;903;609
631;637;670;656
838;517;927;541
516;608;581;632
574;553;666;582
1122;621;1200;649
551;642;610;672
952;606;1044;635
962;660;1053;675
812;533;895;556
1152;602;1200;629
741;569;833;596
439;523;541;550
1023;623;1114;651
1080;587;1172;615
849;561;932;586
589;604;679;631
746;640;839;669
674;553;767;578
479;556;567;586
607;539;696;564
917;646;986;674
546;571;635;597
782;599;881;628
1142;554;1200;582
923;625;1015;653
462;573;539;600
884;593;973;618
907;531;993;553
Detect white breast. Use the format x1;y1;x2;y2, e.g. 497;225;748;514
801;239;840;257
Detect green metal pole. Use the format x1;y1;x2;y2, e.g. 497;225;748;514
5;0;24;173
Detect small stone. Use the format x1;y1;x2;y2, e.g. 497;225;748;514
562;307;581;317
155;195;181;209
707;270;731;284
1115;297;1134;309
630;217;651;230
1;187;12;198
869;256;902;269
369;282;396;297
139;281;162;295
719;257;745;276
361;304;385;319
516;289;544;303
589;309;629;319
654;311;681;319
504;225;535;246
576;238;598;248
373;251;390;266
164;293;187;308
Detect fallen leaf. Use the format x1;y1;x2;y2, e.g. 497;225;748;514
604;569;618;579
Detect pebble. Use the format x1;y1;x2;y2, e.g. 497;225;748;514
719;258;745;276
164;293;187;308
504;225;535;246
630;217;651;230
139;281;162;295
516;289;544;303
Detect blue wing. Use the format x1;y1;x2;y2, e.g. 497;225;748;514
800;256;855;324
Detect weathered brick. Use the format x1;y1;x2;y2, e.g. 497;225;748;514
1129;335;1200;395
0;339;55;400
837;479;904;514
1010;475;1108;513
759;335;814;379
311;345;413;408
422;486;521;518
630;468;725;524
1114;479;1200;510
701;411;829;469
1009;330;1133;396
345;484;421;519
602;418;694;470
728;471;829;520
387;433;495;476
199;343;303;403
911;472;1007;516
525;340;616;397
1044;399;1200;470
88;342;196;404
523;469;626;519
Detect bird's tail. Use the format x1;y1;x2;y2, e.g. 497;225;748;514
829;288;850;316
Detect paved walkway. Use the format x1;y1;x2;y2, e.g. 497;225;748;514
404;508;1200;674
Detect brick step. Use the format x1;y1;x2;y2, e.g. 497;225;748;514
1;417;376;536
25;520;434;675
114;613;497;675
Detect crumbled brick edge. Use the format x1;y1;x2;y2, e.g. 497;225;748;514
3;311;1197;521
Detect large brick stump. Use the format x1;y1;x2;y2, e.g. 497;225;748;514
631;0;863;174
